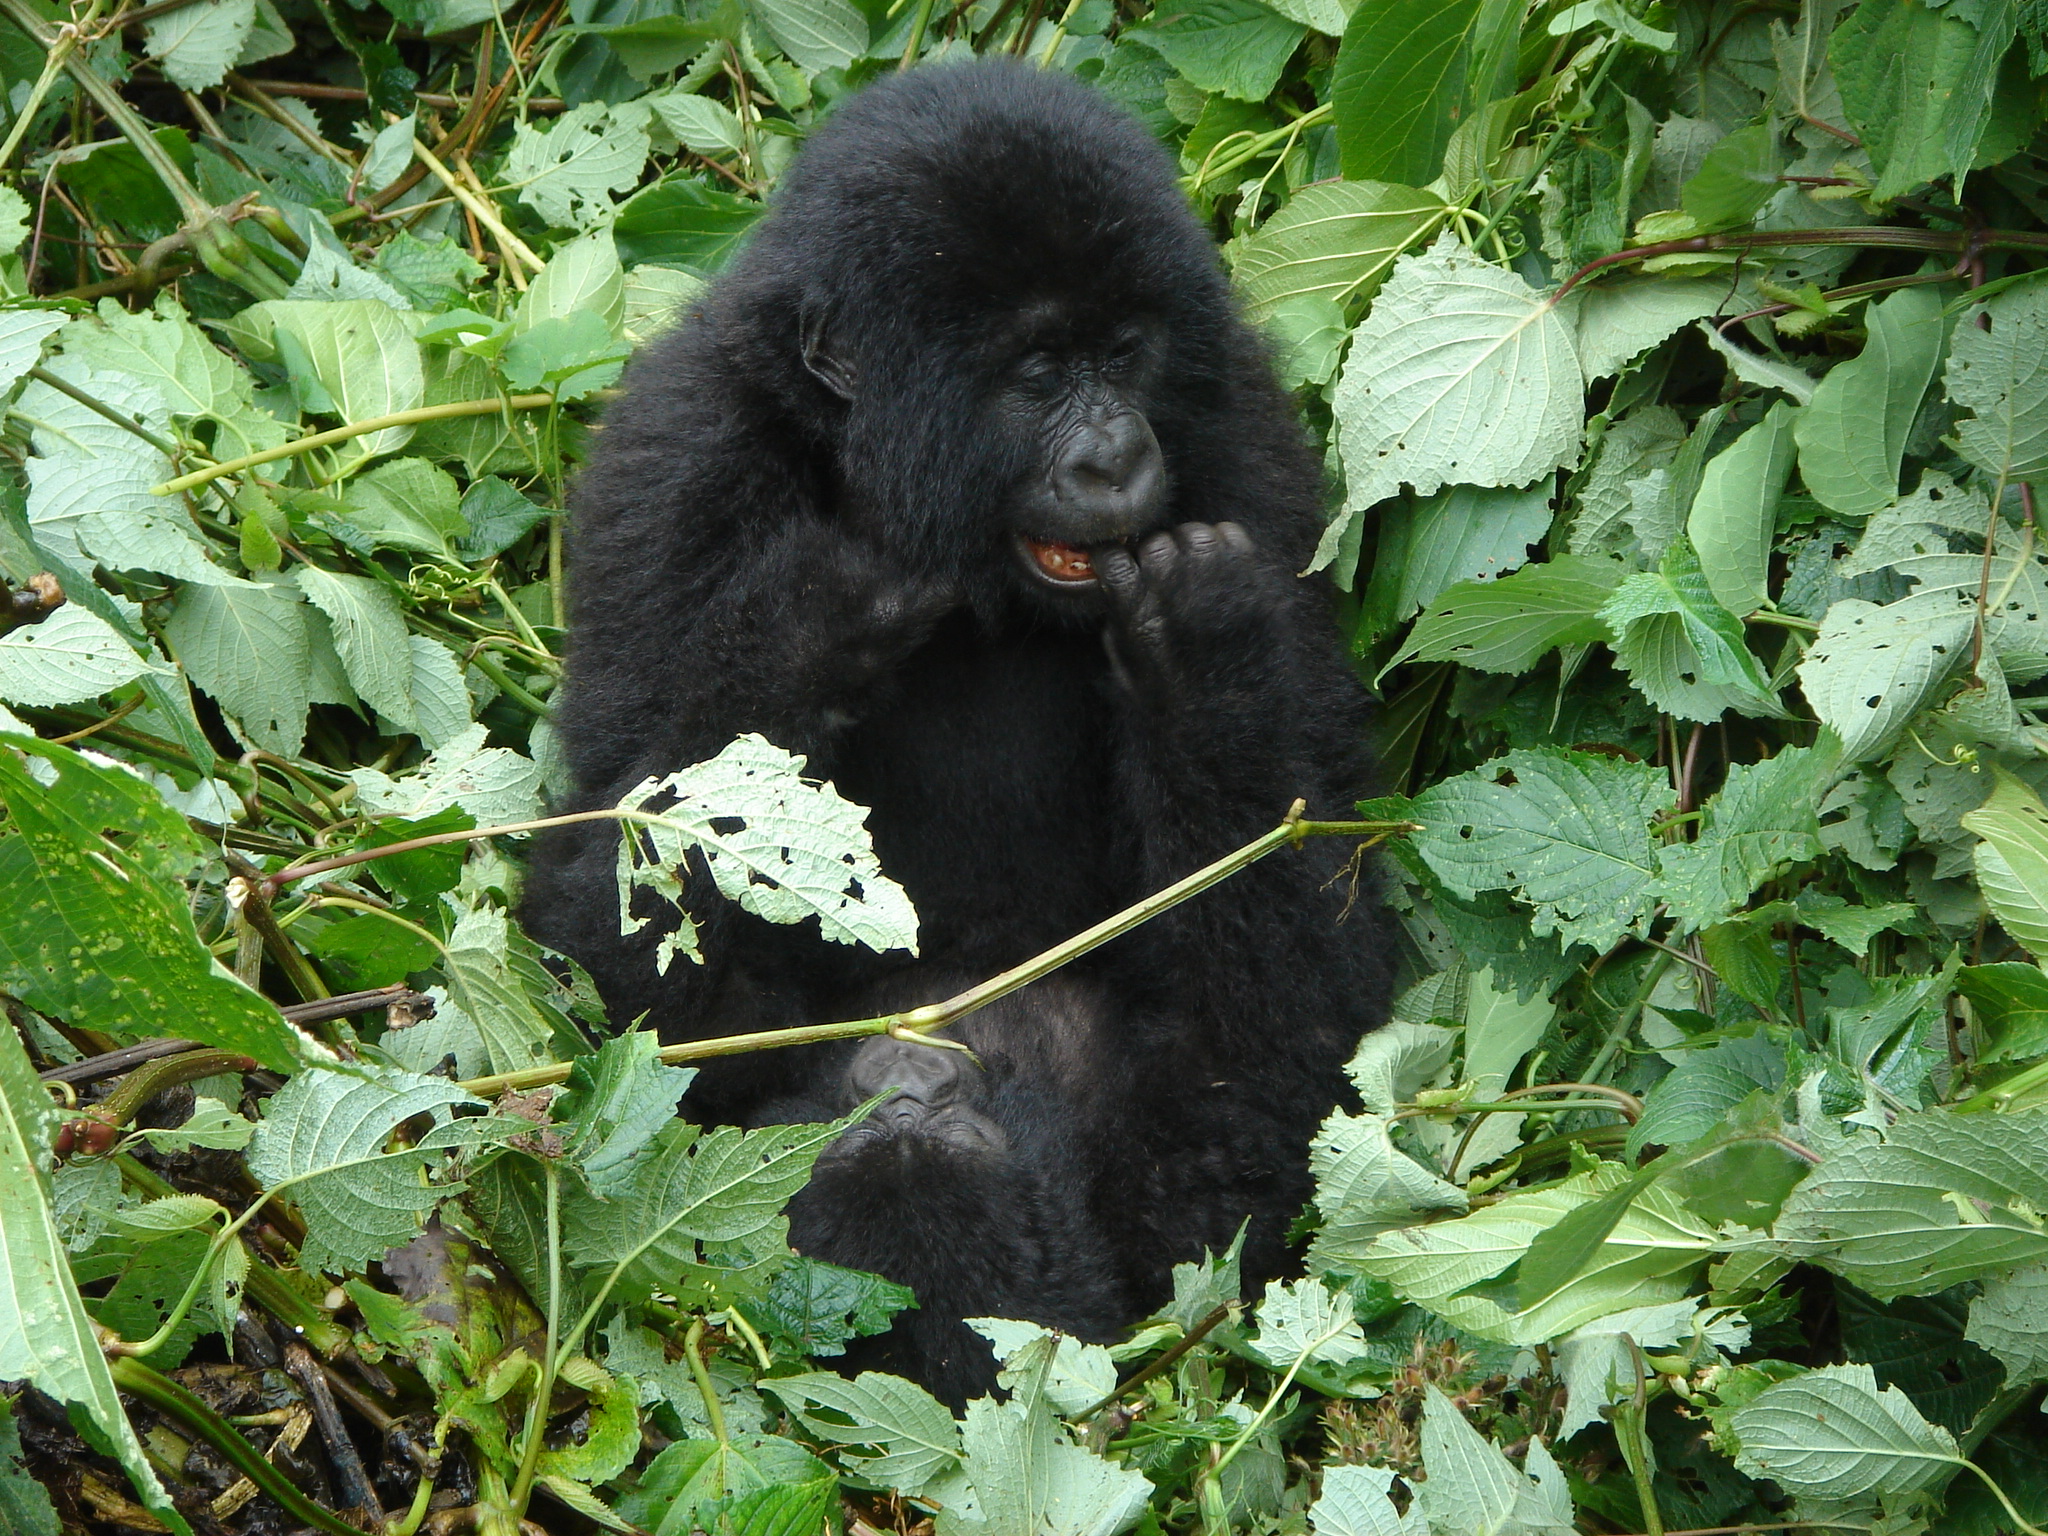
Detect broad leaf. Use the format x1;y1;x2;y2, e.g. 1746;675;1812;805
1794;285;1947;519
1730;1363;1961;1500
0;605;165;706
760;1372;961;1494
1387;554;1624;675
1947;281;2048;483
1962;769;2048;959
1687;400;1798;619
1321;234;1581;571
1331;0;1482;186
1795;592;1972;762
1231;180;1448;322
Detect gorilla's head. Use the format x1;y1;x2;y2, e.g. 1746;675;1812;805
715;58;1268;614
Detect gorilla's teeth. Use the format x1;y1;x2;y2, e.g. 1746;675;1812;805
1030;539;1094;580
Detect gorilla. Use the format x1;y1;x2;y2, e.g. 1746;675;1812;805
523;57;1393;1404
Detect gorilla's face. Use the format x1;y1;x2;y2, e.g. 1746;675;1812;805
993;319;1169;601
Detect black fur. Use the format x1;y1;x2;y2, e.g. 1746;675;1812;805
523;57;1394;1404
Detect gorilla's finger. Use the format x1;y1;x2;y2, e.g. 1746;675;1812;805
1138;530;1179;577
1095;544;1144;601
1216;522;1254;554
1178;522;1219;556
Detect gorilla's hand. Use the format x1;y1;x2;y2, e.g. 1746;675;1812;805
790;526;960;691
1095;522;1285;697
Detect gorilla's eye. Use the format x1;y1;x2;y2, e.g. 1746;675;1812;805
1015;352;1062;387
1103;333;1144;373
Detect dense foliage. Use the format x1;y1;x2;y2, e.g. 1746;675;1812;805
6;0;2048;1531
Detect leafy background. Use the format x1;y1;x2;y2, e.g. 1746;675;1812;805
7;0;2048;1532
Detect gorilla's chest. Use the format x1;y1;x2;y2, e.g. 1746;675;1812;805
828;628;1125;962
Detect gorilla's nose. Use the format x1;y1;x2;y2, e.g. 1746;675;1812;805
1051;411;1164;528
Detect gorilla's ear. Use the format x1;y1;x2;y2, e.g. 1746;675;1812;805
800;305;857;402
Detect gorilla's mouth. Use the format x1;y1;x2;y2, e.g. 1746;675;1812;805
1019;535;1099;586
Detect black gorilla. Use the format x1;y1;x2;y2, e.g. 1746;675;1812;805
523;57;1393;1403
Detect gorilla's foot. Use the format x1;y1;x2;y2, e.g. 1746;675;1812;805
825;1035;1007;1156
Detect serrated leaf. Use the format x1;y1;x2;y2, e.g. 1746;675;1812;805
1412;1385;1573;1536
1688;400;1799;618
1386;553;1624;675
1409;748;1671;953
1307;1464;1414;1536
1796;593;1973;762
245;1065;492;1273
1833;0;1993;203
1794;284;1947;519
0;737;303;1069
1730;1363;1961;1500
938;1395;1153;1536
760;1372;961;1494
1661;742;1838;932
1322;235;1581;572
1947;281;2048;483
1965;1263;2048;1381
517;230;625;333
144;0;255;90
1127;0;1306;101
162;581;310;755
1772;1106;2048;1295
749;0;865;70
293;565;416;729
56;298;249;425
350;724;543;824
506;103;651;231
1963;768;2048;958
1307;1110;1468;1269
247;299;424;469
1362;480;1552;638
1628;1033;1787;1157
1330;0;1482;186
1601;542;1787;722
1231;180;1447;322
1569;277;1724;382
0;605;165;706
616;733;918;970
651;91;747;157
0;309;65;393
0;1026;193;1535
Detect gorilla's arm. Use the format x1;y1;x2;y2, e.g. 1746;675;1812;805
1096;523;1387;1069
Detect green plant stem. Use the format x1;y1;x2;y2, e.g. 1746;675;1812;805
1960;1456;2048;1536
507;1160;562;1522
1082;1301;1234;1417
465;647;553;715
899;0;937;66
412;136;546;276
25;366;186;460
1582;951;1675;1085
84;1048;257;1132
0;0;95;170
1553;226;2048;301
682;1317;729;1442
152;394;554;495
108;1356;366;1536
309;894;450;957
1466;27;1624;256
449;813;1414;1097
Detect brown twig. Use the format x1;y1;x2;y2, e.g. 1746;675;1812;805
1082;1301;1235;1417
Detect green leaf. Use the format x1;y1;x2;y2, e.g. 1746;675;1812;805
1773;1106;2048;1296
1687;400;1799;619
1230;180;1447;322
1956;962;2048;1065
1246;1276;1369;1369
144;0;256;89
293;565;415;730
342;457;467;557
0;605;166;706
1307;1109;1468;1268
246;299;424;470
1795;592;1973;762
1305;1464;1410;1536
518;229;625;333
1570;277;1724;382
1321;234;1581;572
0;737;303;1070
1408;748;1672;952
1386;553;1625;675
1362;480;1552;637
503;310;630;399
1127;0;1306;101
1678;123;1782;232
754;1257;913;1358
1330;0;1481;185
1793;280;1947;520
938;1395;1153;1536
161;580;311;755
56;297;249;425
506;102;651;231
1413;1384;1574;1536
748;0;866;71
0;1024;193;1535
1833;0;1992;203
614;177;764;275
617;1434;835;1536
1516;1167;1658;1312
759;1372;960;1495
616;733;918;971
1729;1363;1962;1501
1660;741;1839;932
350;724;543;825
0;309;65;394
1966;1263;2048;1382
1946;281;2048;483
245;1064;494;1273
1628;1033;1787;1157
0;1396;58;1536
1600;542;1786;722
651;89;748;156
1962;769;2048;959
458;477;549;561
